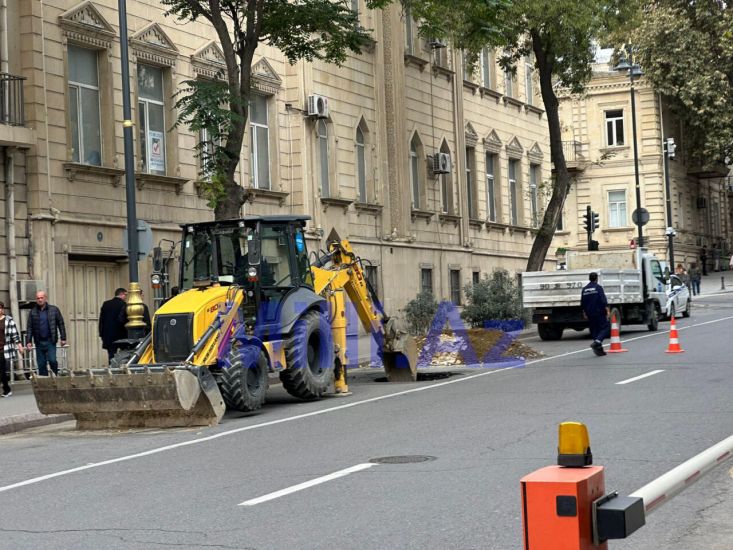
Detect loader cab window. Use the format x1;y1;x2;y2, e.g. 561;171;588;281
181;225;250;290
260;225;293;287
294;226;313;287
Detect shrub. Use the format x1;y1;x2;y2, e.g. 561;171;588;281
402;291;439;335
461;269;523;328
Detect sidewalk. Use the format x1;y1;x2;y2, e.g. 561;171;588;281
0;379;72;435
697;271;733;295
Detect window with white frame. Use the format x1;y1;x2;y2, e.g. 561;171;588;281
509;159;518;225
68;45;101;166
486;152;497;222
481;48;493;89
356;126;366;202
462;51;472;81
524;55;534;106
605;110;624;147
530;164;539;227
404;8;415;54
317;119;329;197
250;94;270;189
138;64;166;175
410;136;420;209
608;190;627;227
504;68;515;98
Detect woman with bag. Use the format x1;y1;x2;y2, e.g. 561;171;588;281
0;301;24;397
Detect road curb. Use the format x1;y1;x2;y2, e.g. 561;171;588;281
0;413;74;435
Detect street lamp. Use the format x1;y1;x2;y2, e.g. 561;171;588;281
614;47;645;248
663;138;677;268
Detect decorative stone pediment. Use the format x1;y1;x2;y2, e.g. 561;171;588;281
465;123;478;148
483;130;502;153
252;58;282;95
506;136;524;159
191;41;227;79
130;23;178;67
59;1;115;49
528;142;543;163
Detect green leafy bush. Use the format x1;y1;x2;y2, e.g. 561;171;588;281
402;291;439;335
461;269;523;328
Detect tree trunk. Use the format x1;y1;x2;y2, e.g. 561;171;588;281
525;31;573;272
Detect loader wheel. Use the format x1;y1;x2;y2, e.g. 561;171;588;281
220;342;268;412
280;310;334;400
110;349;135;369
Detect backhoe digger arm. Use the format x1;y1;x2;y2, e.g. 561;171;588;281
311;233;417;382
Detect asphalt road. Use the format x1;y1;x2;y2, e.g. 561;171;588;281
1;294;732;549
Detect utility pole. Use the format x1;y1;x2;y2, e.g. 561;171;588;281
118;0;146;340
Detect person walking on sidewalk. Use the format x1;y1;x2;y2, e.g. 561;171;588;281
0;302;24;397
689;262;701;296
700;246;708;276
581;272;610;357
26;291;67;376
99;287;128;363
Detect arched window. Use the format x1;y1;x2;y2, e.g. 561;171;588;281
410;135;421;208
317;119;329;197
356;126;366;202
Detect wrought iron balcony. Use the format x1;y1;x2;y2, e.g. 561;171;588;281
0;73;26;126
551;140;588;173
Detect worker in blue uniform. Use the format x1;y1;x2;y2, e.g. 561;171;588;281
581;272;610;356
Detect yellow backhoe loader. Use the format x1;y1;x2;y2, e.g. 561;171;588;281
32;216;416;429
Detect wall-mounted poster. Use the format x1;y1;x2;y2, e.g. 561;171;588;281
149;130;165;172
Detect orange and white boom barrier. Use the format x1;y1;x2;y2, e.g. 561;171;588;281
665;317;684;353
607;313;627;353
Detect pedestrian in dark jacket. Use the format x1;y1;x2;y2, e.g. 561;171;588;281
99;287;128;362
0;302;24;397
581;272;610;357
26;291;67;376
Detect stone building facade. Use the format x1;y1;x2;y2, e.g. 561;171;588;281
3;0;551;369
555;53;731;268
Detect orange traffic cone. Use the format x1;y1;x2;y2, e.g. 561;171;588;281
607;313;628;353
665;316;684;353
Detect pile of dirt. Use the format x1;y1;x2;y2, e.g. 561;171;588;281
413;328;542;367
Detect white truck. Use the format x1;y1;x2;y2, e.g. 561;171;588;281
521;248;669;340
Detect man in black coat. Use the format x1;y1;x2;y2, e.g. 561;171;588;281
26;290;67;375
581;272;610;357
99;288;128;362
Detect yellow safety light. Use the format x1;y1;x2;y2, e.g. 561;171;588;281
557;422;593;467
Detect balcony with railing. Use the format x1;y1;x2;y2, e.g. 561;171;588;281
0;72;33;147
553;140;588;172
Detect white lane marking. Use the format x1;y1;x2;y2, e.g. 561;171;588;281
2;314;733;494
239;463;376;506
616;370;665;385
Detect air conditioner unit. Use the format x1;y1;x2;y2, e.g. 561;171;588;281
428;37;447;49
307;94;329;119
18;280;44;302
432;152;451;174
696;197;707;209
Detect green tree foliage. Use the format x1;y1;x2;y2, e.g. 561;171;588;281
630;1;733;164
402;290;439;335
163;0;389;219
460;270;522;327
405;0;633;271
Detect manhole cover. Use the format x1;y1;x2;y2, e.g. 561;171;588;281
369;455;436;464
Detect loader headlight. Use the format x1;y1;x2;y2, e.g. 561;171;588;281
247;267;257;278
151;273;162;287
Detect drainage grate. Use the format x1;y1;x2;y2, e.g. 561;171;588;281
369;455;437;464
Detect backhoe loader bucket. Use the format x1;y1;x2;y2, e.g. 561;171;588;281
32;366;225;429
382;318;418;382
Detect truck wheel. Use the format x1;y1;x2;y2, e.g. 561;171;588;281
538;324;564;341
220;342;268;412
281;310;334;400
647;305;659;331
682;299;691;318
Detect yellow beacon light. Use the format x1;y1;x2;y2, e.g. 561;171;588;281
557;422;593;467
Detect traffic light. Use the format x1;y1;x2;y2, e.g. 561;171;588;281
583;206;592;234
592;211;599;232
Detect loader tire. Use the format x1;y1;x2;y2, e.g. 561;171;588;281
110;349;135;369
280;310;334;400
220;342;268;412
